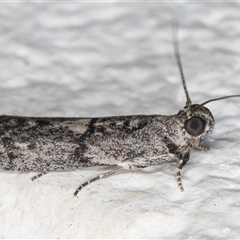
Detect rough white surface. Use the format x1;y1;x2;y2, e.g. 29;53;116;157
0;2;240;239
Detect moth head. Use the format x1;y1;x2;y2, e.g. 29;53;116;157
171;23;240;139
180;104;215;138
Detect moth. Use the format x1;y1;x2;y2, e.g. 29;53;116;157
0;26;239;197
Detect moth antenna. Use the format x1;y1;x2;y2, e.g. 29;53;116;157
200;94;240;106
172;21;192;108
191;94;240;113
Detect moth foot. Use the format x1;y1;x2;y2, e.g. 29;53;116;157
192;139;209;151
176;162;185;192
31;172;46;181
179;185;184;192
118;162;136;171
197;144;209;151
176;171;185;192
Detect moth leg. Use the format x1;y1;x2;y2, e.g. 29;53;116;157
176;151;190;192
192;138;209;151
31;172;47;181
73;167;125;197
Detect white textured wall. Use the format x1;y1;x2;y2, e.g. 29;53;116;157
0;3;240;238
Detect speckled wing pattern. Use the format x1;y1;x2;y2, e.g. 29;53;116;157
0;114;190;172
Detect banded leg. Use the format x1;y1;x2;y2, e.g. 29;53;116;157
31;172;46;181
176;151;190;192
73;167;125;197
176;160;184;192
192;138;209;151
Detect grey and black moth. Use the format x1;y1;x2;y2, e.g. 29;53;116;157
0;26;239;197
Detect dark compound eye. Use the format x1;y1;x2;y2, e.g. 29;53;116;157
184;116;206;137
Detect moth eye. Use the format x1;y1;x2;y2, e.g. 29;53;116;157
184;116;206;137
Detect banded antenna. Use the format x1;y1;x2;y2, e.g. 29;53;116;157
200;94;240;106
172;22;192;108
172;22;240;111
